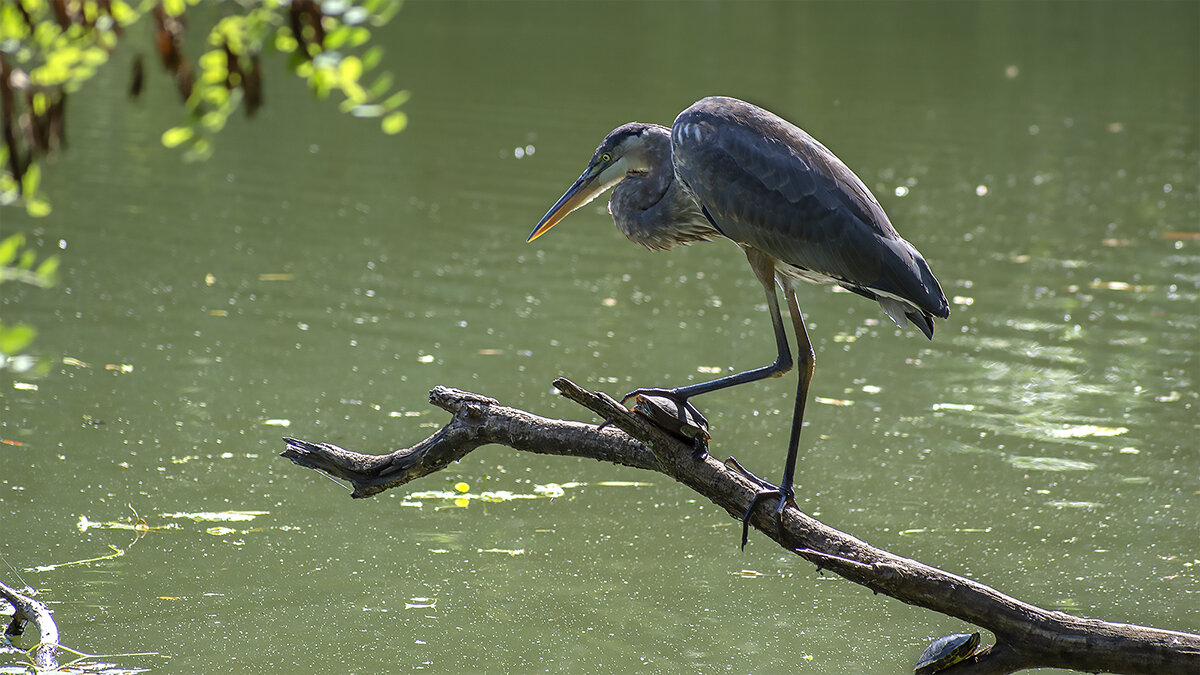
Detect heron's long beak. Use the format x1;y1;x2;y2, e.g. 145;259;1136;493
527;165;607;242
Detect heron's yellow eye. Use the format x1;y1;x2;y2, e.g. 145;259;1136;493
600;153;612;162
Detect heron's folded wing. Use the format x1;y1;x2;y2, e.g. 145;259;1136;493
673;100;947;319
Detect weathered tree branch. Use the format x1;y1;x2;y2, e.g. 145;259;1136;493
280;379;1200;675
0;580;59;671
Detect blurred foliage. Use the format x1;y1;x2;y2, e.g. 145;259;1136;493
0;233;59;373
0;0;408;216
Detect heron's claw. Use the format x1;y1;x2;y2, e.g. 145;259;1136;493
620;387;709;427
725;456;797;550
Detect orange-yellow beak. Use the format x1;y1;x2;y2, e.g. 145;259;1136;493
527;165;607;242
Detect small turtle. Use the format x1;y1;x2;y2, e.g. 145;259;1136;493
630;393;710;452
915;632;981;674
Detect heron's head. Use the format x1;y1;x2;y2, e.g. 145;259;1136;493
527;123;668;242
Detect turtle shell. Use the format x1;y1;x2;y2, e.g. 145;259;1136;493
915;632;980;673
631;394;710;442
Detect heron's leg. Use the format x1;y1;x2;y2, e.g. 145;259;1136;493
778;283;814;501
622;248;793;426
734;284;815;549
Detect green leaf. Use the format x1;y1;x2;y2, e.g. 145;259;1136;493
0;234;23;266
198;49;228;81
338;55;363;84
362;45;384;70
345;26;370;48
162;126;195;148
26;198;51;217
275;33;299;54
35;256;59;285
21;163;40;195
324;25;351;50
369;72;393;98
383;90;410;110
381;111;407;135
0;322;37;356
109;1;138;26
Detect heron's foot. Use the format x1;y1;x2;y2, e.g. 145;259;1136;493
620;387;709;427
724;456;797;550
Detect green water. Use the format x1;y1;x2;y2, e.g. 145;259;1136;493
2;2;1196;673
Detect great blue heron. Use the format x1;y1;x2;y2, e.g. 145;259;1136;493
527;96;949;541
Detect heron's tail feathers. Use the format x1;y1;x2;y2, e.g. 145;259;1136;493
879;297;936;339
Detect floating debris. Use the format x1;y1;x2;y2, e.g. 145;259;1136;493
1047;500;1103;509
479;548;524;556
1048;425;1127;439
161;510;269;522
1009;456;1097;472
932;402;976;412
1088;280;1154;292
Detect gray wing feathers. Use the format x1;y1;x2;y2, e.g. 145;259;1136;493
673;99;948;320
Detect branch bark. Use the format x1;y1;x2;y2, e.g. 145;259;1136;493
280;379;1200;675
0;580;59;671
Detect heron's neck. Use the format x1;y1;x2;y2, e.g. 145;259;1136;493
610;128;715;250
